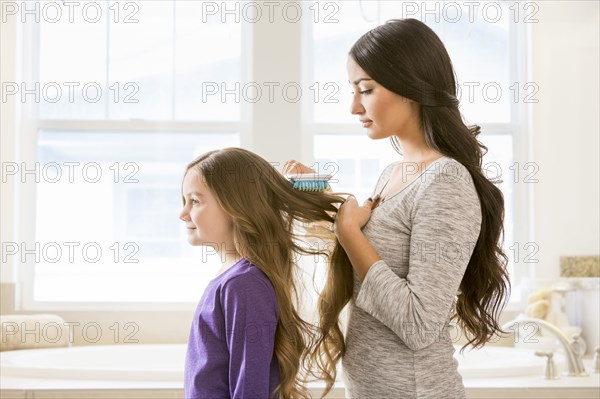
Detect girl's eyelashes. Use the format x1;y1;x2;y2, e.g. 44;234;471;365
184;196;200;206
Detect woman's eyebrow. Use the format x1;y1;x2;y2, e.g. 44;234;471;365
350;78;373;85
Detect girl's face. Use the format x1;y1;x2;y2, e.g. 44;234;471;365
347;56;421;140
179;170;234;250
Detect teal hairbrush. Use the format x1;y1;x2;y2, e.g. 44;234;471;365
286;173;332;193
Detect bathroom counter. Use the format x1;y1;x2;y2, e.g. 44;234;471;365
463;372;600;399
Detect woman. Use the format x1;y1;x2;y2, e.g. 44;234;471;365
292;19;510;399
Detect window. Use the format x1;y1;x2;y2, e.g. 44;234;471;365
37;1;242;120
33;131;238;302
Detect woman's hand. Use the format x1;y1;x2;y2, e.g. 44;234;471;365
282;160;316;177
334;196;373;245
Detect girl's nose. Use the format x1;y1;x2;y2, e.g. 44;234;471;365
179;208;190;222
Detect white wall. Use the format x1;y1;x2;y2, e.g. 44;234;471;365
530;1;600;280
0;7;18;283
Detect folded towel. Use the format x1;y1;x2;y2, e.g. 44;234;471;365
527;289;551;304
525;299;550;319
0;314;70;351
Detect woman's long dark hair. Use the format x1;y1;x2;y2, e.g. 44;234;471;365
312;18;511;396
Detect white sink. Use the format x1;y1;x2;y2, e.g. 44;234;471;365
455;345;561;378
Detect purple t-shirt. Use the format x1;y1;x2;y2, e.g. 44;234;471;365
184;258;280;399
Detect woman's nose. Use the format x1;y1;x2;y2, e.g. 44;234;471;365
350;95;364;115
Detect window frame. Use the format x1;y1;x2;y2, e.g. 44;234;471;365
14;5;258;312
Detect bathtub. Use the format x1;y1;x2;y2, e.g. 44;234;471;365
1;344;599;399
0;344;548;380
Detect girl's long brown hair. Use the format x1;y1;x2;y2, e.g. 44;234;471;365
185;147;345;398
311;19;511;397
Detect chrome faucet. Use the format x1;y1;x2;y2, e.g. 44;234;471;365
502;317;589;377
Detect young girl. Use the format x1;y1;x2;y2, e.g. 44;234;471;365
179;147;343;399
290;19;511;398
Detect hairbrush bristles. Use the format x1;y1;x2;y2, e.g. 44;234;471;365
291;180;330;192
286;173;332;193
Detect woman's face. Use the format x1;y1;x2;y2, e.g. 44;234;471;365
179;169;234;250
347;56;421;140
